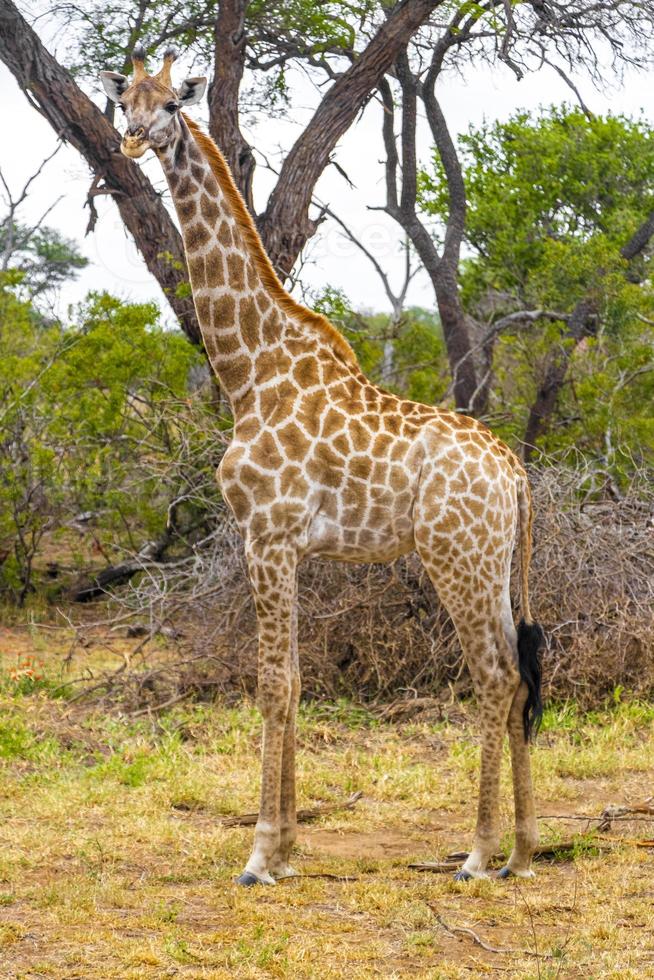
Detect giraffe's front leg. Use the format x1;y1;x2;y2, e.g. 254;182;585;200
267;592;300;879
236;543;298;887
268;665;301;879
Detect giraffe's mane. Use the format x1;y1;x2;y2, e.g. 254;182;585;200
183;115;359;369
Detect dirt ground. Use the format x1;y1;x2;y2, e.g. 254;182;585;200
0;624;653;979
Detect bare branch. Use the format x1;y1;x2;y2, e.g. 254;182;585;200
0;144;63;270
498;0;524;79
539;53;596;120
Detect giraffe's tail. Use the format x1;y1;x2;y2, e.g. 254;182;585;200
516;476;544;741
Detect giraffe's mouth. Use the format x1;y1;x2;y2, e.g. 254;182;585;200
121;136;152;159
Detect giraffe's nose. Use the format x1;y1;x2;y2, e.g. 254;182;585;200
126;125;146;138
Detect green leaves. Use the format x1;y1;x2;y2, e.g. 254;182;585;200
0;281;206;601
418;107;654;470
419;107;654;312
57;0;380;85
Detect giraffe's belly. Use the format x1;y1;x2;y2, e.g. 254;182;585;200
304;488;416;563
305;518;415;563
301;434;422;561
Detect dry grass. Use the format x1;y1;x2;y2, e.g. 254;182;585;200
84;464;654;714
1;630;654;978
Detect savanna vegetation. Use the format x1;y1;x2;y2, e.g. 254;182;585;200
0;0;653;976
0;105;651;706
1;648;654;977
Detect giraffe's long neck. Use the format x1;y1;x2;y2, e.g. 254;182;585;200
159;117;285;409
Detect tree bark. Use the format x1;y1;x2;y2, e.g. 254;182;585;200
421;62;480;412
208;0;256;212
0;0;203;345
258;0;445;277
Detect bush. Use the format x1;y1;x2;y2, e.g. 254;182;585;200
0;280;207;602
97;463;653;713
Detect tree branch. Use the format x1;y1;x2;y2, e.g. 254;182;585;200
208;0;256;212
0;0;202;346
378;43;479;411
258;0;447;277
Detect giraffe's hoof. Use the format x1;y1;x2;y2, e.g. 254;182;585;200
453;867;490;881
497;866;536;880
234;871;274;887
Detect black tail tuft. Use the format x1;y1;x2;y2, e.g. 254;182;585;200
517;619;544;742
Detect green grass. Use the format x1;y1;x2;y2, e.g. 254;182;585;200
0;637;653;977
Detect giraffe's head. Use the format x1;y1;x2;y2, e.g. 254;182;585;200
100;45;207;159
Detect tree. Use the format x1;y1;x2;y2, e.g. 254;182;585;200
0;0;447;347
0;150;88;300
418;107;654;467
0;274;217;603
371;1;654;412
2;0;653;400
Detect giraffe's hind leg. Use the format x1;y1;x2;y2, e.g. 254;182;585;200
417;560;520;877
495;687;539;879
414;485;522;880
448;611;520;881
498;649;539;876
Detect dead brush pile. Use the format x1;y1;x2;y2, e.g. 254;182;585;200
93;465;653;712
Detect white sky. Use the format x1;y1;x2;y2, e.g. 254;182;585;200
1;27;653;328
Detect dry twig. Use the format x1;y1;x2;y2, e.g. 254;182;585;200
221;790;363;827
431;909;554;959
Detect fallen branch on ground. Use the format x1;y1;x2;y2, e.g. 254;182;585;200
597;801;654;830
278;872;359;881
539;800;654;832
409;837;608;872
129;693;188;718
430;909;554;959
221;790;363;827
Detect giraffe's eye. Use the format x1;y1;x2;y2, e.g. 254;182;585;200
165;102;179;113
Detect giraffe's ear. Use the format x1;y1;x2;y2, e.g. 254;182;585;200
100;71;129;103
178;77;207;107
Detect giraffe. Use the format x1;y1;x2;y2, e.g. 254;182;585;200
100;46;544;887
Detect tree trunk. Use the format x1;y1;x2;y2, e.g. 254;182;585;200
522;299;596;460
433;267;480;411
208;0;256;212
0;0;202;344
